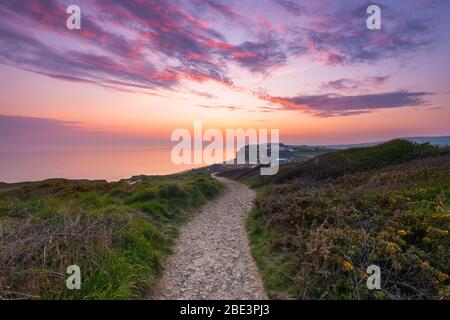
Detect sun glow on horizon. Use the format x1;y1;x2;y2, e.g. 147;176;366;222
0;0;449;148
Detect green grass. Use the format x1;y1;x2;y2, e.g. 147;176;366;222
246;204;296;299
237;140;450;299
0;172;223;299
220;139;444;188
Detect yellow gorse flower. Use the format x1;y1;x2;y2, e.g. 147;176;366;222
437;272;448;283
342;261;353;271
385;241;400;253
398;229;407;237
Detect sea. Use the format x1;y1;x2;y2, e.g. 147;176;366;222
0;147;205;183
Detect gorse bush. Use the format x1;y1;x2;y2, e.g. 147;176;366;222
126;189;157;204
243;140;449;299
191;177;223;199
158;184;185;198
0;172;223;299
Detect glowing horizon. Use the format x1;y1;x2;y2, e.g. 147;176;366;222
1;0;449;148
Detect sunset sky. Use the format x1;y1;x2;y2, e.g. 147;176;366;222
1;0;449;149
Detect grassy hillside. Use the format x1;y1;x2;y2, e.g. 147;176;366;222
0;173;223;299
224;140;450;299
220;139;442;188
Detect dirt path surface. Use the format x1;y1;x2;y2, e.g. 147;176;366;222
151;175;267;300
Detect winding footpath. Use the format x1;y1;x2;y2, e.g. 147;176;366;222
151;175;267;300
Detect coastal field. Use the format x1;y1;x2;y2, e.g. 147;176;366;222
1;139;449;300
220;140;450;299
0;173;222;299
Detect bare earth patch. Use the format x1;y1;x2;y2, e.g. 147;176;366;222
151;175;267;300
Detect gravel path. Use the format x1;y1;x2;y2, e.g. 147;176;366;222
151;175;267;300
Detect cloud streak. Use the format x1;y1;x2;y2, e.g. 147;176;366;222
196;104;243;111
0;0;445;117
321;76;390;93
259;91;432;117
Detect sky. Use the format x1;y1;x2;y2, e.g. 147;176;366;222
0;0;449;149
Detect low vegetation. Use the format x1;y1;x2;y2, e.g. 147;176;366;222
0;173;223;299
222;140;450;299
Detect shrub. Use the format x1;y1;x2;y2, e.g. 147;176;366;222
158;184;185;198
246;142;450;300
126;189;157;204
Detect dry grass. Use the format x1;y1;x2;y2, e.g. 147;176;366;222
0;173;223;299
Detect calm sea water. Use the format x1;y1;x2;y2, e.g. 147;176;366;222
0;147;207;183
